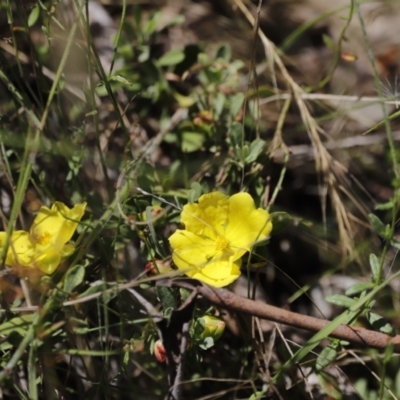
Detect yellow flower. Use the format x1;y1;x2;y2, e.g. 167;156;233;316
0;202;86;274
169;192;272;287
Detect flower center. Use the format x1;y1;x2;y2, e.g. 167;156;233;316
33;231;52;246
215;236;230;252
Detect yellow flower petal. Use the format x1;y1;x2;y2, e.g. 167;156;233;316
4;231;36;268
30;202;86;249
34;248;62;274
181;192;228;238
0;202;86;274
225;193;272;251
191;259;241;288
169;229;243;287
169;230;216;270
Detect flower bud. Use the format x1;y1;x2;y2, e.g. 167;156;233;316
154;339;166;363
140;206;164;224
194;315;225;342
145;259;172;277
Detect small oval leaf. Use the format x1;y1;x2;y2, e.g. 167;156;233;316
345;282;375;297
63;265;85;293
156;49;185;67
316;341;339;372
156;286;178;312
28;5;40;27
325;294;356;308
375;201;394;210
245;139;266;164
369;253;380;283
367;312;394;336
390;239;400;250
0;314;35;336
368;213;387;238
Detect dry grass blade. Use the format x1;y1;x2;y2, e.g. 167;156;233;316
233;0;359;258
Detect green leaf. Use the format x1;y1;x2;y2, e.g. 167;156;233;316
240;144;249;161
229;93;245;118
345;282;375;297
228;121;243;147
270;212;291;235
322;34;336;52
198;52;210;65
316;340;339;372
179;288;192;302
0;314;35;336
63;265;85;293
198;336;214;350
249;391;266;400
68;317;90;334
41;25;49;36
77;283;111;299
390;239;400;250
143;10;162;36
369;253;380;283
354;378;369;399
138;45;150;63
108;74;132;86
156;286;178;314
163;14;185;29
213;92;226;119
368;213;388;238
375;200;395;210
188;182;203;203
383;343;394;364
245;139;266;164
181;132;205;152
193;317;206;338
28;5;40;27
215;43;232;61
366;312;394;335
156;49;185;67
325;295;356;308
173;92;195;108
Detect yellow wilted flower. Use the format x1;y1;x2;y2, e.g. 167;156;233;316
169;192;272;287
0;202;86;274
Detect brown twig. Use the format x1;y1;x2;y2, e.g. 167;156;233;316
167;279;400;352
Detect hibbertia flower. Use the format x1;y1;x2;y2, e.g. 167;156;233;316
169;192;272;287
0;202;86;274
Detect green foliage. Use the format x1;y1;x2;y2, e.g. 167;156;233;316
1;0;400;399
315;340;340;372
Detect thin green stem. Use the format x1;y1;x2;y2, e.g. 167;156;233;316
28;340;38;400
108;0;127;76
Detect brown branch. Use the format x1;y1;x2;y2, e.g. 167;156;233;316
167;279;400;351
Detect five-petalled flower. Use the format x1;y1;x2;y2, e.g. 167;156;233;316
0;202;86;274
168;192;272;287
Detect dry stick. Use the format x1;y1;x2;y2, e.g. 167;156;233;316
169;280;400;352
